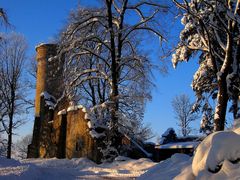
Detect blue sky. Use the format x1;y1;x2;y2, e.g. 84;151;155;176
2;0;201;141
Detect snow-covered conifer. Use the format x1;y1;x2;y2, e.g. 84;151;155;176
172;0;240;131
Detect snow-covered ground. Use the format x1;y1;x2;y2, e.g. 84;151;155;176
0;156;156;179
1;127;240;180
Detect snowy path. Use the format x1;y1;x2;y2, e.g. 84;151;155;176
0;157;155;179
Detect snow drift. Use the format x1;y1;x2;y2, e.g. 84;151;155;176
192;130;240;176
139;128;240;180
138;153;192;180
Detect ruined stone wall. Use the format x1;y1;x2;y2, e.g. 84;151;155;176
58;108;101;163
52;111;67;158
27;116;41;158
38;98;56;158
31;100;102;162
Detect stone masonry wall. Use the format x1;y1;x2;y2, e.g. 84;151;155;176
64;108;101;163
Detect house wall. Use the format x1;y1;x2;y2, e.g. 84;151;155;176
153;148;194;162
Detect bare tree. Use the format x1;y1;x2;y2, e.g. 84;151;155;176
172;94;198;136
0;33;27;159
0;8;9;155
0;7;11;41
172;0;240;131
0;132;7;156
14;134;32;159
57;1;168;160
0;8;9;26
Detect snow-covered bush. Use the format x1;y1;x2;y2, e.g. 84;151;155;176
192;129;240;176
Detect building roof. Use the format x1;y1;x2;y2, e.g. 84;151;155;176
155;141;200;149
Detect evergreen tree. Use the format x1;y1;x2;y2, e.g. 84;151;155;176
172;0;240;131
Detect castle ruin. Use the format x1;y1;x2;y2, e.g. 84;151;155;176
27;43;102;163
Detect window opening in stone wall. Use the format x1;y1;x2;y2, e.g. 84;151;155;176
76;138;84;151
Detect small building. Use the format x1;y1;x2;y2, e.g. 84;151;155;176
148;128;203;162
154;141;200;162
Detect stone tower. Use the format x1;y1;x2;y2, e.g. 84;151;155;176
28;43;59;158
35;43;57;117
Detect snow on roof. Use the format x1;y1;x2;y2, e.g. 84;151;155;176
66;104;85;112
35;42;46;49
40;91;56;109
67;105;79;112
156;141;200;149
162;128;175;137
89;130;105;139
81;107;87;113
40;91;56;102
35;43;56;50
77;105;84;109
48;56;57;62
144;142;155;146
84;113;90;120
57;109;66;116
177;135;202;139
159;137;166;145
87;121;92;129
45;101;55;109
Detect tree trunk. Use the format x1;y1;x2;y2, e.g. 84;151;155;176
232;97;239;120
106;0;119;128
214;20;233;131
7;114;13;159
7;83;16;159
214;77;229;131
